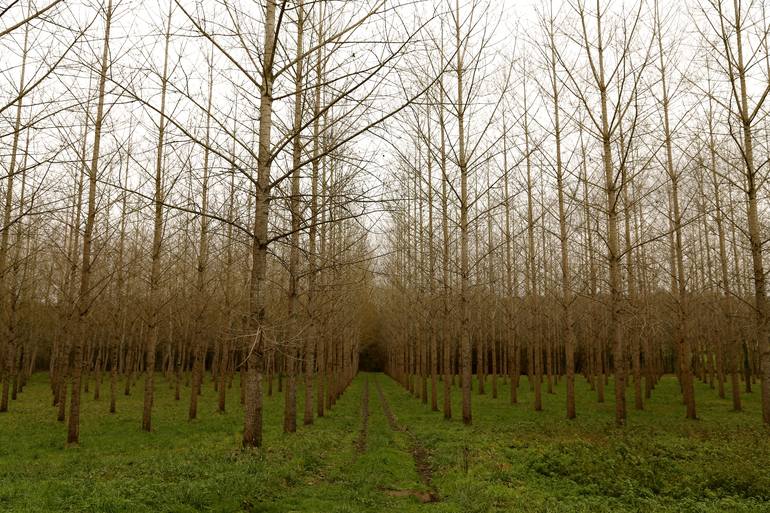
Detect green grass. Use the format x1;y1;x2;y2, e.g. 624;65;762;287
1;371;769;512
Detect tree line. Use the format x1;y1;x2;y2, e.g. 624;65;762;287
0;0;429;447
2;0;770;451
381;0;770;428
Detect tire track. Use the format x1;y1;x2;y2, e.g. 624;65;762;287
355;376;369;454
374;376;439;503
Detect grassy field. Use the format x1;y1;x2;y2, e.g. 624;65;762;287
1;371;769;512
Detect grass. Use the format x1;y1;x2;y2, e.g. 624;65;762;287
0;370;769;512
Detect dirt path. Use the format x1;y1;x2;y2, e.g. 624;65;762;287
355;376;369;454
374;376;439;503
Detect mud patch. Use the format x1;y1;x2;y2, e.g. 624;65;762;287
382;488;439;503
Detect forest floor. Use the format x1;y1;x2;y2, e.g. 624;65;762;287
1;371;770;513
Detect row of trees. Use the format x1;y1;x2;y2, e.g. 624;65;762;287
382;0;770;427
0;0;429;446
